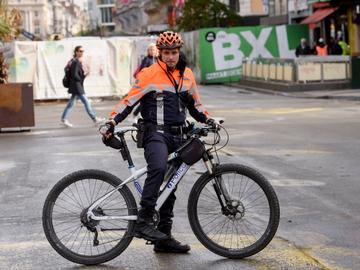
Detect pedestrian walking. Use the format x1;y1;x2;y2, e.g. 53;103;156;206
61;46;104;127
295;38;312;57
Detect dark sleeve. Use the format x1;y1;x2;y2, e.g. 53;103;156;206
182;94;207;123
295;46;300;57
187;100;207;123
70;60;82;82
139;57;148;71
113;105;134;124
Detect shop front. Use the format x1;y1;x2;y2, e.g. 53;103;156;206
301;0;360;55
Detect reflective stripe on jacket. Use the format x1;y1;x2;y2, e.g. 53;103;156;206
110;59;208;125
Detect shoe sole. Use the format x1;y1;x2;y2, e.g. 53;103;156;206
134;232;168;242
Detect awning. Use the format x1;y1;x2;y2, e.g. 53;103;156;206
300;7;339;25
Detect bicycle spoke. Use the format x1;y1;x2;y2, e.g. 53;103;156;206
196;170;273;251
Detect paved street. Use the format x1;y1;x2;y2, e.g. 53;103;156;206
1;85;360;270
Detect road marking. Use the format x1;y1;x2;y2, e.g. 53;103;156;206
270;179;326;187
221;147;332;156
214;107;324;115
0;160;16;172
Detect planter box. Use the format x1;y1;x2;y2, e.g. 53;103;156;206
0;83;34;129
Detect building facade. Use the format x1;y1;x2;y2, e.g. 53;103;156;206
8;0;50;39
8;0;89;40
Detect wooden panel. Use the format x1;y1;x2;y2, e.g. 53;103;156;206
0;83;35;128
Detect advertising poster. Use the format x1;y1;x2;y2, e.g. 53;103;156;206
199;24;309;83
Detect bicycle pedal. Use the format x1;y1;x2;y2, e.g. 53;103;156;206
145;240;155;245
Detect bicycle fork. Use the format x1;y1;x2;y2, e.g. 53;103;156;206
203;152;234;217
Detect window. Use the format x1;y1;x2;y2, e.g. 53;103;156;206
99;0;114;5
34;11;38;17
34;27;40;34
269;0;275;16
100;7;113;23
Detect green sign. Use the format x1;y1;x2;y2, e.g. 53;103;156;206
199;24;309;83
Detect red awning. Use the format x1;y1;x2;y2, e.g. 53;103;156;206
300;7;339;25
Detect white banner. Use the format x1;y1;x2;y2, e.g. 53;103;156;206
7;37;156;100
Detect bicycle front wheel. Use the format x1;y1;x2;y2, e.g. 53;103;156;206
188;164;280;259
42;170;137;265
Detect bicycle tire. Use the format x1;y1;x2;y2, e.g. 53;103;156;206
42;169;137;265
188;163;280;259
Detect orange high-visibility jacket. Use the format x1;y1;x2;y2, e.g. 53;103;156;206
110;59;208;125
316;45;328;56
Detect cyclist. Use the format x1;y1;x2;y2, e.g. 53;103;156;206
103;31;214;253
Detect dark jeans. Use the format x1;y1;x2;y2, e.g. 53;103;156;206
141;131;182;235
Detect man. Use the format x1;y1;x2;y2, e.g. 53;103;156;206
315;38;328;56
103;31;213;253
338;38;350;55
328;37;343;55
295;38;312;57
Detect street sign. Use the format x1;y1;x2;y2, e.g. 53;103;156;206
21;30;35;41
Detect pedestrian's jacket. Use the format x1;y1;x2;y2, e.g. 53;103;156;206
69;58;85;95
295;44;312;57
139;55;156;71
110;59;208;126
316;45;328;56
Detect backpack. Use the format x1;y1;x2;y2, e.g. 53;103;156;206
62;59;73;88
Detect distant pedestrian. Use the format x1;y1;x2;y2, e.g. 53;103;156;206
61;46;104;127
295;38;312;57
315;38;328;56
133;43;158;79
338;38;350;55
132;43;158;118
328;37;343;55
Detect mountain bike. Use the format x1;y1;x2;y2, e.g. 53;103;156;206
42;121;280;265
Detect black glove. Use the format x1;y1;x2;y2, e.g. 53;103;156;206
206;118;216;127
99;121;115;136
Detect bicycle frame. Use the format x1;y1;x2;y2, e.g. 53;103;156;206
87;128;191;222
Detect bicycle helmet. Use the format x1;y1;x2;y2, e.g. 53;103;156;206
156;31;184;50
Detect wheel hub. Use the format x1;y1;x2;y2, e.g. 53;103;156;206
224;200;245;220
80;207;104;232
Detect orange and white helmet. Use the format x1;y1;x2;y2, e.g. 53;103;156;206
156;31;184;50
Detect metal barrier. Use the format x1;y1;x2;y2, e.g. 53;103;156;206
242;56;351;84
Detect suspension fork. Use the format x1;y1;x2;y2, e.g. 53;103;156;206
202;151;231;208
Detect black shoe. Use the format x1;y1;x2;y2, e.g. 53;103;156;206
134;221;168;242
153;237;190;253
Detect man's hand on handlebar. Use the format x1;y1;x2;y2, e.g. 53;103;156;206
206;118;224;130
99;119;116;139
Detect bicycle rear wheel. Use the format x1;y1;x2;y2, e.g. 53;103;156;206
188;164;280;259
42;169;137;265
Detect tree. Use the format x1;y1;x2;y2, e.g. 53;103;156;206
0;0;22;83
177;0;242;31
0;0;22;42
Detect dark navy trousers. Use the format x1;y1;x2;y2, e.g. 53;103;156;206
140;131;182;235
